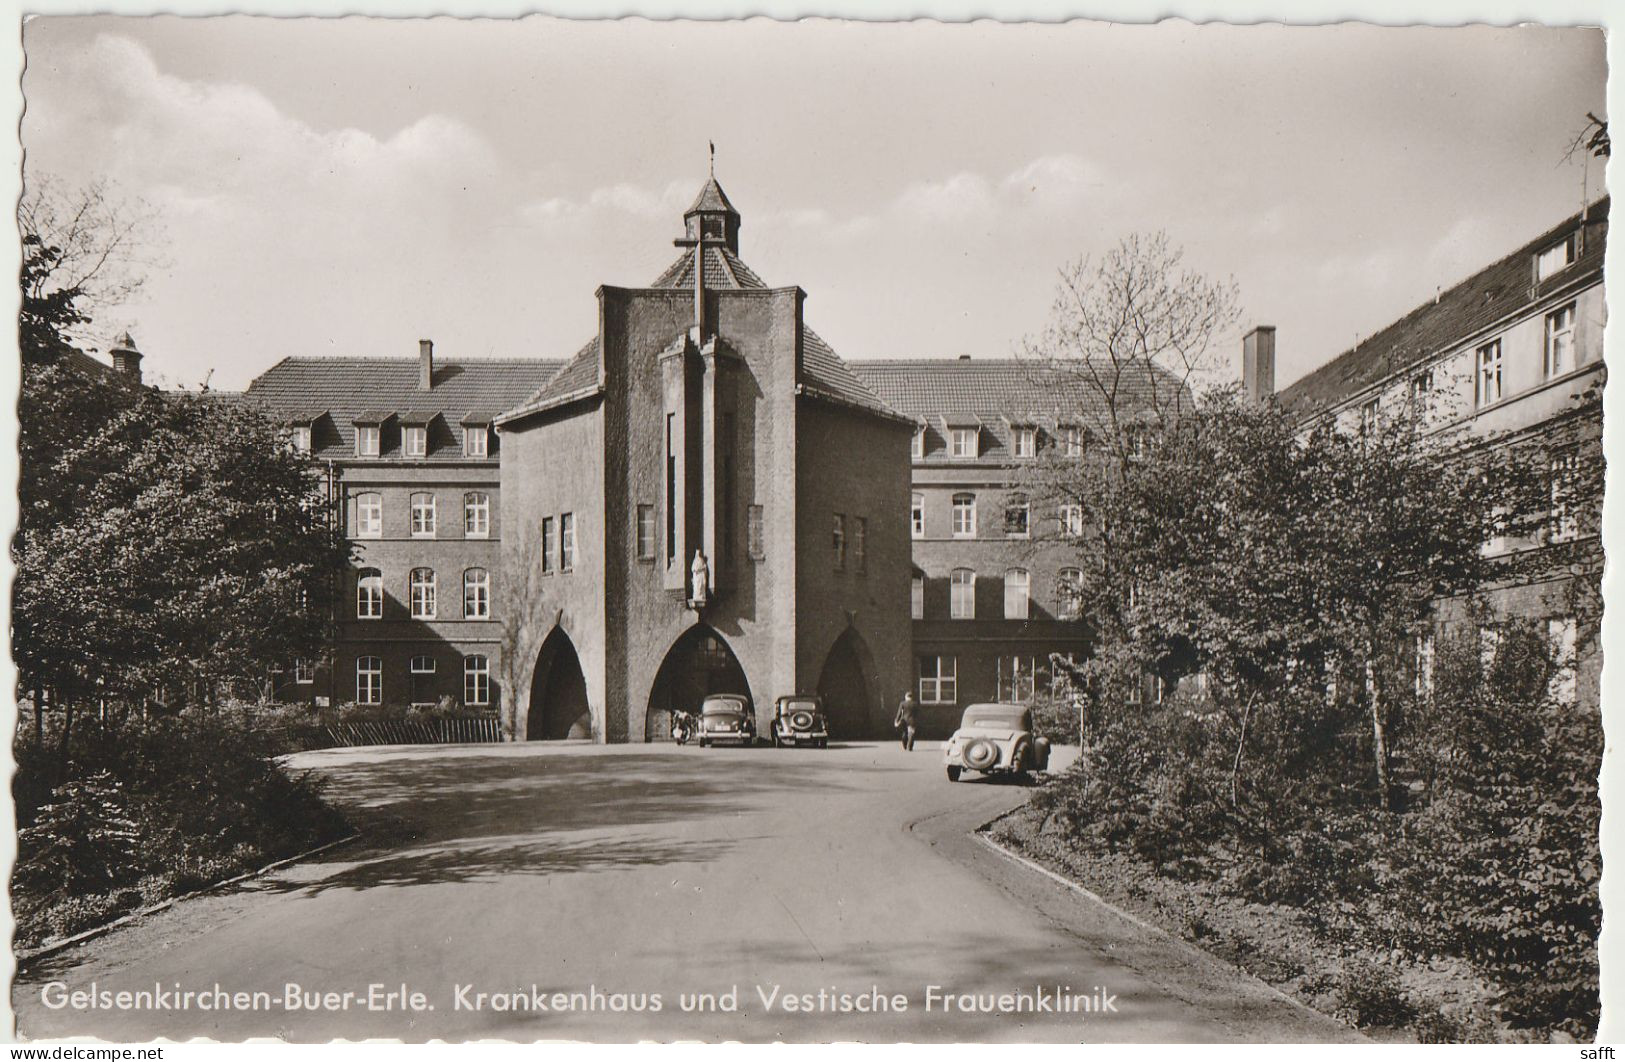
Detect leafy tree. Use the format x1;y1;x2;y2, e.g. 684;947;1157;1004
14;178;350;738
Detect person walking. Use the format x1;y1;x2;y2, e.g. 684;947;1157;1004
894;691;919;751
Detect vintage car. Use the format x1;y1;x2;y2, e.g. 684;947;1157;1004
696;694;756;747
943;702;1050;781
770;694;829;748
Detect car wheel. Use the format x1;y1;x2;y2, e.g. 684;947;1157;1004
699;737;708;748
946;765;961;782
819;738;828;749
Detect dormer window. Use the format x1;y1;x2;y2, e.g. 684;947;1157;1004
464;425;489;458
291;425;312;453
950;427;978;459
1536;235;1576;281
1059;425;1083;458
911;428;925;461
403;425;427;458
355;424;380;457
1013;427;1036;459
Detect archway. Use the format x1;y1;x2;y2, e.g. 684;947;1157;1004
528;627;592;740
817;627;875;739
645;625;751;741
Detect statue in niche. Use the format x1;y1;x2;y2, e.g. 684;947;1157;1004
690;550;710;605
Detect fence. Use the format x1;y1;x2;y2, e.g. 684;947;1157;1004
315;713;505;748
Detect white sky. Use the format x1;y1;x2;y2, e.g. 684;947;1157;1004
19;16;1608;392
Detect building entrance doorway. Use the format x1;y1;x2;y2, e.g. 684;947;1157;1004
817;627;874;739
528;627;592;739
646;625;751;741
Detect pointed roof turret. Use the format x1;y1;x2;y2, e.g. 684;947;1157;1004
680;172;741;255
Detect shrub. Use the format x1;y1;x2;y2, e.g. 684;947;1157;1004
12;710;349;947
1332;960;1415;1029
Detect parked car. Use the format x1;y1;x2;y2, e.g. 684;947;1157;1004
771;694;829;748
696;694;756;747
943;703;1050;781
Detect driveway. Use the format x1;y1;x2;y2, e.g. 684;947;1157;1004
13;741;1356;1042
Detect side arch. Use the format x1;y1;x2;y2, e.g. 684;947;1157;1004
644;624;752;742
816;625;879;739
529;626;592;740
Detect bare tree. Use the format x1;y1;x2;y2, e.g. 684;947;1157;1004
1020;231;1241;449
19;175;158;354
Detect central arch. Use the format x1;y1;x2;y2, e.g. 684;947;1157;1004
645;624;751;742
817;626;876;739
528;627;592;740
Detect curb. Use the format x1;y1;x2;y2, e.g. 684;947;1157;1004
16;832;362;965
973;816;1339;1026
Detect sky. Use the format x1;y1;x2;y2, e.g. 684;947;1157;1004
18;16;1609;392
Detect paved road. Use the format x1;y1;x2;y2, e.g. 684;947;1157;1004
14;741;1356;1042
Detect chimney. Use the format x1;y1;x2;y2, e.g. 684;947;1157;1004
1241;326;1276;402
419;339;434;390
109;330;143;382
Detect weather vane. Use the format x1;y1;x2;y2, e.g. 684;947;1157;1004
709;140;715;176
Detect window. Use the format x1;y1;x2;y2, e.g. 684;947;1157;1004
355;424;380;457
1545;303;1577;379
1125;424;1150;458
1479;625;1502;672
464;492;490;538
853;517;867;574
1060;426;1083;458
950;427;978;459
636;504;657;561
918;655;957;705
409;655;436;706
410;492;437;537
409;568;437;619
356;657;382;705
665;414;677;564
560;512;575;572
464;655;491;706
291;425;312;453
1057;567;1083;620
832;513;846;571
1409;369;1434;407
951;493;976;538
950;568;976;620
1004;494;1030;538
403;425;427;458
1536;235;1575;281
747;504;765;561
464;425;489;458
294;658;314;685
356;493;382;539
911;428;925;460
1475;339;1503;407
1003;568;1030;619
356;569;383;619
1013;427;1036;459
998;656;1038;702
1547;616;1578;703
1549;447;1583;543
1059;504;1083;538
1359;399;1379;436
1413;631;1435;699
911;573;925;620
540;517;555;573
463;568;490;619
910;493;925;539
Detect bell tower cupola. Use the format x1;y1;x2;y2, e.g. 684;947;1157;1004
681;155;741;255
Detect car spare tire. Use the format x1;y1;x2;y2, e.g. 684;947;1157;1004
790;710;814;731
962;739;998;770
